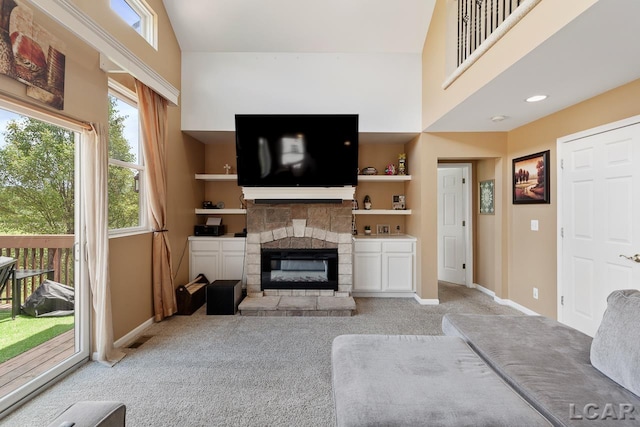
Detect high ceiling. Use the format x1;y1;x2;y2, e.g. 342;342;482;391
162;0;435;54
163;0;640;133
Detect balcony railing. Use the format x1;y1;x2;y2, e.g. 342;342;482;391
444;0;541;89
0;235;75;306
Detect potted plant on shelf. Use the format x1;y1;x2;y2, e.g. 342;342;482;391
364;225;372;235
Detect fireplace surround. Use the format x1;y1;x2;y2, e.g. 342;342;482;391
244;200;353;295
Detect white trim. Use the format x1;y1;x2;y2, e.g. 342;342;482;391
351;292;416;298
242;186;356;201
113;317;154;349
472;282;495;298
413;294;440;305
556;114;640;322
493;296;539;316
31;0;179;105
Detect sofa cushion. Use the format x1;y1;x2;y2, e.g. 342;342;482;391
590;289;640;397
332;334;550;427
443;314;640;426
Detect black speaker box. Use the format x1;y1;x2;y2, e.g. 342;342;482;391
206;280;243;315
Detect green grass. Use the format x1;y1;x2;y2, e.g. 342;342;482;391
0;310;74;364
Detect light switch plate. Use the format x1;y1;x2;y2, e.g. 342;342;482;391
531;220;539;231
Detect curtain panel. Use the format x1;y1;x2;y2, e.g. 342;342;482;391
135;80;177;321
82;125;125;365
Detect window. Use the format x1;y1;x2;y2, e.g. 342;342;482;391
110;0;157;49
108;81;146;234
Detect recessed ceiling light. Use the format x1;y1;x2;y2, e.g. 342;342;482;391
491;115;508;122
526;95;548;103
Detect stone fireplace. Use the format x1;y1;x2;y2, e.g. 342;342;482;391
244;200;353;295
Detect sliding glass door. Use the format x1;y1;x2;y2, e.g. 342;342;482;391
0;103;89;416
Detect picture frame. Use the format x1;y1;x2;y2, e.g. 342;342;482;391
479;180;495;215
376;224;390;235
512;150;550;204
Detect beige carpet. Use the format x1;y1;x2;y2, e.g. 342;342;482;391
2;283;521;426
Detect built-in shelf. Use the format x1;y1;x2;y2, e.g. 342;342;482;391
195;174;238;181
357;175;411;182
353;209;412;215
195;208;247;215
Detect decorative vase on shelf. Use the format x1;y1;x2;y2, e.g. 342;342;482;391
398;153;407;175
363;195;372;210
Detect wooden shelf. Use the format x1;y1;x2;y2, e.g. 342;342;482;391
195;174;238;181
195;209;246;215
357;175;411;182
352;209;412;215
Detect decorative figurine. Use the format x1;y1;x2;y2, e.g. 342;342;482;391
398;153;407;175
363;195;372;210
223;163;231;174
352;199;359;210
385;163;396;175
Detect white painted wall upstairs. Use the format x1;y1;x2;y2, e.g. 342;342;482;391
181;52;422;133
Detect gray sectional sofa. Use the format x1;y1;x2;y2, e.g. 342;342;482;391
332;289;640;426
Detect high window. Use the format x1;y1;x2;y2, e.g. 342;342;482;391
108;81;146;234
110;0;157;49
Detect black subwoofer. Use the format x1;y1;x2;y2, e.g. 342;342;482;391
206;280;243;315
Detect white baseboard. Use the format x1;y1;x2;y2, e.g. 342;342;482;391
472;283;538;315
472;283;495;298
114;317;155;349
414;294;439;305
352;291;415;298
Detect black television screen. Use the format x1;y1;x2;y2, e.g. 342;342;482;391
235;114;358;187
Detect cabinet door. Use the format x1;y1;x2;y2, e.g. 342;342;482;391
382;253;414;291
190;251;220;282
221;251;245;282
353;252;382;291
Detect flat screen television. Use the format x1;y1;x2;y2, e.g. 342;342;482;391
235;114;358;187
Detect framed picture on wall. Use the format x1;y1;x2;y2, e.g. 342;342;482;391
479;180;495;214
512;150;550;204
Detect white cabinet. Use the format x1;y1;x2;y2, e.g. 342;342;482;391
352;237;416;296
189;236;246;283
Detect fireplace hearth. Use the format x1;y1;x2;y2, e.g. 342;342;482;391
261;248;338;291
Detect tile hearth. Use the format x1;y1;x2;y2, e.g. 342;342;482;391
239;295;356;316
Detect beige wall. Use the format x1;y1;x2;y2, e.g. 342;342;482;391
1;1;203;341
422;0;597;130
505;78;640;318
475;159;498;292
414;132;508;300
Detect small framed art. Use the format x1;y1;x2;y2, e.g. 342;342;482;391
513;150;550;204
479;180;495;215
376;224;390;235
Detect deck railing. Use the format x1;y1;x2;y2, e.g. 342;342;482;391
0;235;75;306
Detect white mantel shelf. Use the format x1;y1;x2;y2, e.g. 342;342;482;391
195;174;238;181
357;175;411;182
195;208;247;215
353;209;412;215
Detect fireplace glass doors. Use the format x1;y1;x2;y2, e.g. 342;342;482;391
261;248;338;290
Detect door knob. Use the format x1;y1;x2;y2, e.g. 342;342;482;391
619;254;640;263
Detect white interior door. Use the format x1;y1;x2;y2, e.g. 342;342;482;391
560;121;640;336
438;167;466;285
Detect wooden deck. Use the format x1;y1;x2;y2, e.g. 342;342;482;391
0;329;75;397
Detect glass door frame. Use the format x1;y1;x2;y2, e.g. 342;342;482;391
0;101;90;416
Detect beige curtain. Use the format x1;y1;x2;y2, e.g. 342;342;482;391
82;125;125;365
135;79;177;321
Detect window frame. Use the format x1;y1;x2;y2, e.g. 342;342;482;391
108;80;148;237
111;0;158;50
